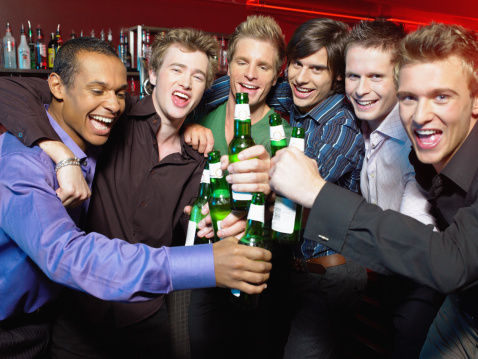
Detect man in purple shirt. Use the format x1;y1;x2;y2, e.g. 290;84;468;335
0;36;271;358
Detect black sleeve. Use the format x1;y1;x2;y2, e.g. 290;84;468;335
304;182;478;294
0;77;60;146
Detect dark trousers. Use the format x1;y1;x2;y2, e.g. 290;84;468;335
383;276;446;359
51;304;170;359
0;309;52;359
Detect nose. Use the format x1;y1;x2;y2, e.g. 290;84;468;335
179;73;192;90
244;64;258;81
103;91;121;114
412;99;434;126
295;68;309;85
355;77;370;97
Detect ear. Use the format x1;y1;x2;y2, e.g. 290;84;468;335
227;62;230;77
149;69;157;86
472;94;478;117
48;73;66;100
336;74;343;82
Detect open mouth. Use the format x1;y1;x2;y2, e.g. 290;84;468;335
90;115;114;131
354;99;378;108
240;83;259;92
172;91;191;107
414;129;442;148
293;85;314;98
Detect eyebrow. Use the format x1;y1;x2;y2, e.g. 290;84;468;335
86;81;128;90
397;88;459;98
170;62;206;78
236;56;273;68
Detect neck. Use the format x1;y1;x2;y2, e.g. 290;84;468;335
48;100;87;151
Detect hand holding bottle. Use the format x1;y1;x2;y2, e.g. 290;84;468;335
269;147;325;208
212;236;272;294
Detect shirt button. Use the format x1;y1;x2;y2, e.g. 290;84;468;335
371;173;375;178
153;119;157;124
132;230;135;236
150;170;155;175
154;115;159;119
140;201;146;207
18;132;23;138
153;141;157;147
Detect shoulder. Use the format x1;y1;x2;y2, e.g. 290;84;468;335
201;102;227;129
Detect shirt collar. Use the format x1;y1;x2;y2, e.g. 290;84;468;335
45;105;88;161
372;104;409;144
126;95;156;118
291;93;346;123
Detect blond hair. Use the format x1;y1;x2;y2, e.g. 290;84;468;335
149;28;219;88
395;23;478;96
227;15;286;76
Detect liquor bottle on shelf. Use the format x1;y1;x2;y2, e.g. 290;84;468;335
100;29;105;42
90;29;95;38
80;30;84;38
230;192;265;310
219;37;227;72
35;25;47;69
107;28;113;48
3;22;17;69
269;113;287;157
145;30;151;61
70;30;76;40
124;35;132;70
208;151;232;242
141;29;146;58
18;23;30;69
271;127;306;244
228;92;255;211
47;32;55;69
185;164;211;246
27;21;36;69
118;28;125;64
54;24;63;54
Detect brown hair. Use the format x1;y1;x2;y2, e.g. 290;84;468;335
149;28;219;88
286;18;349;95
395;23;478;96
227;15;286;76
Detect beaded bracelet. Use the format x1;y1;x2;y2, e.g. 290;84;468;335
55;157;81;173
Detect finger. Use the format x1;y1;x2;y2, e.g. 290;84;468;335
220;155;229;171
184;131;192;145
217;219;246;238
232;282;268;295
197;130;207;154
204;131;215;156
197;224;214;238
236;145;269;161
241;246;272;262
220;211;246;228
184;205;192;215
227;157;270;174
191;130;200;150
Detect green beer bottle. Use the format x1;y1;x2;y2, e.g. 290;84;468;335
230;192;265;310
269;113;287;157
271;127;306;244
185;164;211;246
228;93;256;211
208;151;232;242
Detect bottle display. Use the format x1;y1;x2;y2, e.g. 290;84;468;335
35;25;47;69
230;192;265;310
271;127;306;244
27;21;36;69
185;164;211;246
123;35;132;70
3;22;17;69
228;93;255;211
208;151;232;242
118;28;125;64
54;24;63;54
219;37;227;72
70;30;76;40
47;32;55;69
269;113;287;157
17;23;30;69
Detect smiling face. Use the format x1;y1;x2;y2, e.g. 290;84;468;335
397;56;478;173
227;37;278;111
345;45;398;131
287;47;334;114
149;44;208;124
52;51;127;151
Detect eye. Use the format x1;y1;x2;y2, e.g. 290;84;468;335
292;61;301;69
193;75;205;82
172;67;181;73
260;65;269;71
117;92;126;100
435;94;449;103
91;89;105;96
371;74;382;81
312;67;323;74
346;73;359;80
398;95;416;104
237;60;247;66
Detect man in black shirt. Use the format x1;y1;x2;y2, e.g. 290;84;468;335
270;23;478;357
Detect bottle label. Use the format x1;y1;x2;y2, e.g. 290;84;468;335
272;196;296;234
201;169;210;184
289;137;305;152
40;44;46;57
4;40;14;52
185;221;197;246
270;125;286;142
48;48;55;68
217;220;223;235
247;203;264;223
234;104;251;122
209;162;223;179
232;190;253;201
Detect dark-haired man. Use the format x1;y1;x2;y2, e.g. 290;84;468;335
0;34;272;358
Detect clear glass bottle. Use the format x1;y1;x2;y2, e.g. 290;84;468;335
3;22;17;69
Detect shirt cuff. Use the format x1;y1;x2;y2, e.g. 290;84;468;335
169;244;216;290
303;182;363;252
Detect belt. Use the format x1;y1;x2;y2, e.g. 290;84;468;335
291;253;347;274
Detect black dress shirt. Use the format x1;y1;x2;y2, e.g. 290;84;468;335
304;122;478;299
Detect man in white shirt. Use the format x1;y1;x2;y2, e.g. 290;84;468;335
344;19;445;358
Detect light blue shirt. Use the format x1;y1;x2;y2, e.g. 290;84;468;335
0;109;216;320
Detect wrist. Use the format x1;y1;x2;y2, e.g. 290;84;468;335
55;157;81;173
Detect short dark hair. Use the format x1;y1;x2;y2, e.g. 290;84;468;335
286;18;349;95
53;37;119;89
346;18;406;66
